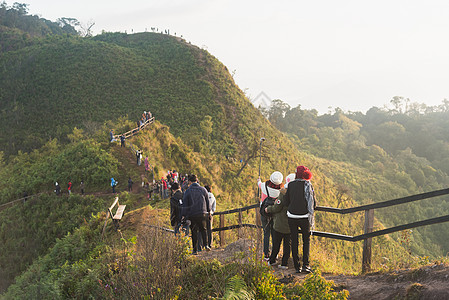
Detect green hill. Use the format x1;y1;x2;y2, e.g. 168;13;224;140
0;5;445;298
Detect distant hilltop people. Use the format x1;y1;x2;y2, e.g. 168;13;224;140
110;110;153;142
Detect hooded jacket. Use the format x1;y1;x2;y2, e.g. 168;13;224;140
170;190;183;226
266;189;290;234
181;183;210;218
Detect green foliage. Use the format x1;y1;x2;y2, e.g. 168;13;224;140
222;275;255;300
0;132;119;202
0;2;77;44
2;214;107;299
0;194;109;292
262;99;449;257
284;271;348;300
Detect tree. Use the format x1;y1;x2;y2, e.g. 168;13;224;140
12;2;28;15
200;115;213;142
56;17;79;35
267;99;290;129
390;96;404;114
79;20;95;37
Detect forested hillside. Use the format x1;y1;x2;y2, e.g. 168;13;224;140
0;4;447;298
261;98;449;256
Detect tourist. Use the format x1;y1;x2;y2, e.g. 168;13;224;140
258;171;283;260
284;166;316;274
265;173;295;269
181;174;211;254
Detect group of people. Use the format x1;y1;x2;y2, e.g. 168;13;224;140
153;170;190;199
258;165;316;274
108;110;153;144
170;174;216;254
54;180;85;195
137;110;153;129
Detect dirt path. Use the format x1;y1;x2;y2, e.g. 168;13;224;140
122;207;449;300
194;239;449;299
326;264;449;299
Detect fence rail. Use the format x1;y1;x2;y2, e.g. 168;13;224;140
211;187;449;273
113;117;154;140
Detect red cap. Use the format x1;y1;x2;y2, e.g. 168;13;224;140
296;166;312;180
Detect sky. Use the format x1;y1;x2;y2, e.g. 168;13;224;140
10;0;449;114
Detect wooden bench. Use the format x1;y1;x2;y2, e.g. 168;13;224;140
108;197;126;230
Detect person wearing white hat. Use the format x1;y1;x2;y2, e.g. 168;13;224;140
257;171;283;260
265;173;295;269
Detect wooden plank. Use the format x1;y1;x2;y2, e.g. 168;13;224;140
316;188;449;214
113;205;126;220
109;197;119;211
362;209;374;273
354;213;449;241
238;210;243;238
212;223;262;232
219;214;225;247
214;203;259;215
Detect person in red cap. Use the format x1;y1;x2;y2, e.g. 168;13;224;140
284;166;317;274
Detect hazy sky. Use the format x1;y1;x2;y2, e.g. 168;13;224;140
11;0;449;114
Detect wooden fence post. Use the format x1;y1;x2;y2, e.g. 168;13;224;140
238;210;243;238
362;209;374;273
255;205;262;250
219;214;225;247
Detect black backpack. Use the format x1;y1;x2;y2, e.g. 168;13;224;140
260;184;276;218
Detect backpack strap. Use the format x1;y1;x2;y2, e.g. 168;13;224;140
265;181;270;198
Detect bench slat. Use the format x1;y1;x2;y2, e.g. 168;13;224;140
109;197;119;211
113;204;126;220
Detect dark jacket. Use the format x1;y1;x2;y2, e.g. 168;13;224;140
181;183;210;218
170;190;183;226
284;180;316;216
266;189;290;234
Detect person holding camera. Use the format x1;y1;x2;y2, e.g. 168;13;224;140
258;171;283;261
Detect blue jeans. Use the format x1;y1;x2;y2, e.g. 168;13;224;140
261;215;273;257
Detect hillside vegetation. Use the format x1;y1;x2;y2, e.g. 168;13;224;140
262;99;449;256
0;4;447;298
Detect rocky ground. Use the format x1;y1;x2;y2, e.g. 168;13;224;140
197;239;449;300
130;207;449;300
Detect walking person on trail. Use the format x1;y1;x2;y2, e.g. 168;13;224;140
55;182;61;196
204;185;216;248
181;174;211;255
109;129;115;142
80;180;85;195
120;135;126;147
67;181;72;195
128;177;133;192
284;166;316;274
144;156;149;172
258;171;283;261
111;177;117;194
265;173;296;269
136;150;142;166
170;182;189;235
162;178;168;198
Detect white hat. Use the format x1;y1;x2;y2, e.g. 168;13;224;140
270;171;283;185
285;173;296;188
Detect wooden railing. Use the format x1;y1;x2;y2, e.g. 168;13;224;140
212;187;449;273
113;117;154;140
